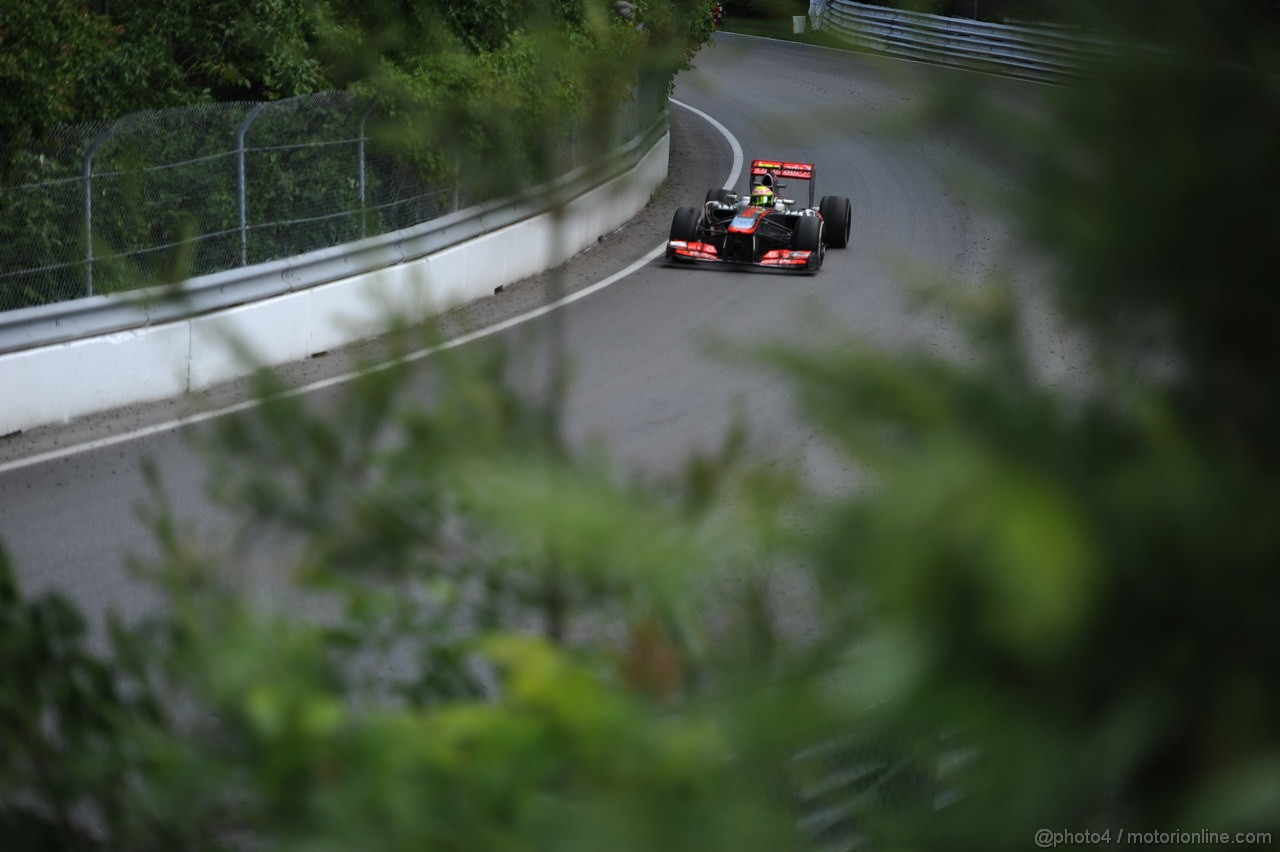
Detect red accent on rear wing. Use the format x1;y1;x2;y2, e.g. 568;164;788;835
751;159;814;181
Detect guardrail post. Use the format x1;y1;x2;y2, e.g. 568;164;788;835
237;104;265;267
82;124;116;297
809;1;829;30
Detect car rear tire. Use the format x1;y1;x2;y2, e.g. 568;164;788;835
670;206;699;242
793;216;823;271
705;187;735;206
818;195;852;248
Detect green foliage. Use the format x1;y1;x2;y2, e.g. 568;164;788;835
103;0;324;103
0;1;325;170
438;0;533;52
0;550;158;849
996;5;1280;465
768;298;1280;845
0;335;803;849
0;2;158;170
764;4;1280;844
4;0;1278;849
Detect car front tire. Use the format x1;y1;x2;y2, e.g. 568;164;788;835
818;195;852;248
793;216;824;271
670;206;699;242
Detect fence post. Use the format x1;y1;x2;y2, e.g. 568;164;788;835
237;104;265;267
82;124;115;297
358;102;375;239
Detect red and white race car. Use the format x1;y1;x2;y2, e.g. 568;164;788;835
666;159;851;273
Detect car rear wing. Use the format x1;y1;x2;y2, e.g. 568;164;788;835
749;159;815;207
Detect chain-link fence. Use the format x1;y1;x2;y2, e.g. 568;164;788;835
0;77;665;315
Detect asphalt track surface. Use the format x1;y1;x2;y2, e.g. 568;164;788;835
0;34;1067;626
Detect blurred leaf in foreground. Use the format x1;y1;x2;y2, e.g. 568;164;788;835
3;1;1280;849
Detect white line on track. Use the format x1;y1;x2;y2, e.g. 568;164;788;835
0;99;745;476
673;98;745;190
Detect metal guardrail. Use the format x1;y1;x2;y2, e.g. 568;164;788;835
814;1;1116;84
0;112;668;357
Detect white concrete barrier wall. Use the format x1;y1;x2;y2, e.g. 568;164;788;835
0;132;669;435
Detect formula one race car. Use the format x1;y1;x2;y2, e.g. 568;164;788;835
665;159;852;272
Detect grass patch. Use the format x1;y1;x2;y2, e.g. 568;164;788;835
718;15;857;50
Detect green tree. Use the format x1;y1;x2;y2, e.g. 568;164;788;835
764;2;1280;844
1;1;327;169
0;2;154;167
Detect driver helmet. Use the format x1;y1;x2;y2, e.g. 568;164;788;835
751;184;775;207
